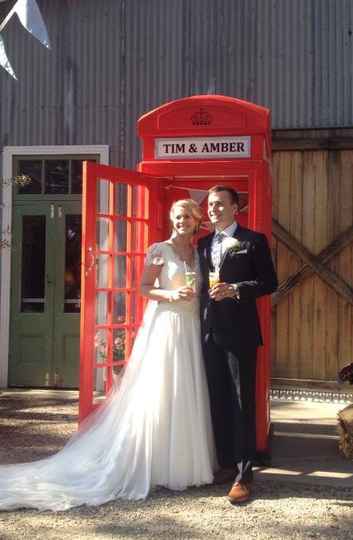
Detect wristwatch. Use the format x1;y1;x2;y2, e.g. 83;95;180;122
230;283;240;300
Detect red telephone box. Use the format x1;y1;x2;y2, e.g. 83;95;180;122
137;95;273;458
80;95;273;459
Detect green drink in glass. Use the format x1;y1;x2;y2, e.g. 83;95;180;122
185;271;197;292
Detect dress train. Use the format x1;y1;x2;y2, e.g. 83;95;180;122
0;242;215;511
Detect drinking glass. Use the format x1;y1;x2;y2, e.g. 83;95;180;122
209;270;220;288
185;271;197;292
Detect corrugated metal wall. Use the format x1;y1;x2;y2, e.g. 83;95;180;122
1;0;353;168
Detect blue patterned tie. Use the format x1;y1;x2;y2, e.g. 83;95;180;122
212;232;225;269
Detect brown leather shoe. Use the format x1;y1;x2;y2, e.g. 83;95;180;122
213;468;237;485
227;481;251;504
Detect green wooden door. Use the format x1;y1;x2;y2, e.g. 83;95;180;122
53;202;81;387
9;201;82;388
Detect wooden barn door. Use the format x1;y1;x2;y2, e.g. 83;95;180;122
272;149;353;381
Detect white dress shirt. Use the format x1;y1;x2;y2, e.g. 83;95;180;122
211;222;238;269
210;222;240;299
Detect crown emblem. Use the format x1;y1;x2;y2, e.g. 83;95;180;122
191;108;213;126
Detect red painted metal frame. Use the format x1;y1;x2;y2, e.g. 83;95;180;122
137;95;273;455
79;162;164;421
79;95;274;456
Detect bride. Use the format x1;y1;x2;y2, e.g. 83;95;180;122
0;199;216;511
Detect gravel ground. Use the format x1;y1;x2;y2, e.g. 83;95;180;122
0;390;353;540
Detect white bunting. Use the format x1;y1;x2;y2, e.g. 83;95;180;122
0;0;50;48
165;184;208;205
0;33;17;79
188;189;208;205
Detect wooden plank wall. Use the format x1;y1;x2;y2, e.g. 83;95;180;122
272;148;353;381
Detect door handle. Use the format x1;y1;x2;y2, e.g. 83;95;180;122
46;274;54;285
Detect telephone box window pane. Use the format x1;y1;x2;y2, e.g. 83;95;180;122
97;179;110;214
114;256;126;288
45;160;69;194
114;183;127;215
131;186;142;217
17;160;42;194
131;221;140;251
96;218;110;251
96;292;109;324
129;293;139;323
97;255;110;288
64;215;82;313
21;216;45;312
139;186;149;219
113;328;126;361
131;221;148;251
94;329;108;363
114;220;127;252
113;292;126;323
131;256;142;288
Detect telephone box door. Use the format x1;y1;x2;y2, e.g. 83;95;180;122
79;162;165;421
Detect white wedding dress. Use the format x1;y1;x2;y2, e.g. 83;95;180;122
0;242;215;511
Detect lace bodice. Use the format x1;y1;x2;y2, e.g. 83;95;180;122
145;242;201;311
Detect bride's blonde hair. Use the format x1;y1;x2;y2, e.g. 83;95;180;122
169;199;203;234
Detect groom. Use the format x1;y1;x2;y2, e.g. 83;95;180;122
198;185;278;505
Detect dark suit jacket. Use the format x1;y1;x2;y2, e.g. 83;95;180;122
198;225;278;352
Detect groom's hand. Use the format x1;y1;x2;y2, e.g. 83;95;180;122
209;282;239;301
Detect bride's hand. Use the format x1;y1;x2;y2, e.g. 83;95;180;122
169;286;195;303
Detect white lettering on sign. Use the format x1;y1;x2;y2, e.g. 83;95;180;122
155;136;251;160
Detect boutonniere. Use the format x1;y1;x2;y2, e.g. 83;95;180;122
223;237;242;254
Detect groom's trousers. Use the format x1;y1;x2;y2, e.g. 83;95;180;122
203;332;257;484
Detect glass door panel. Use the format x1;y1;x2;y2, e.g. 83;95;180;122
15;156;98;198
21;215;46;313
44;160;69;194
64;214;82;314
53;201;82;387
17;160;42;194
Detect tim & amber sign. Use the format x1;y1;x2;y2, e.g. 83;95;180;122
155;136;251;160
